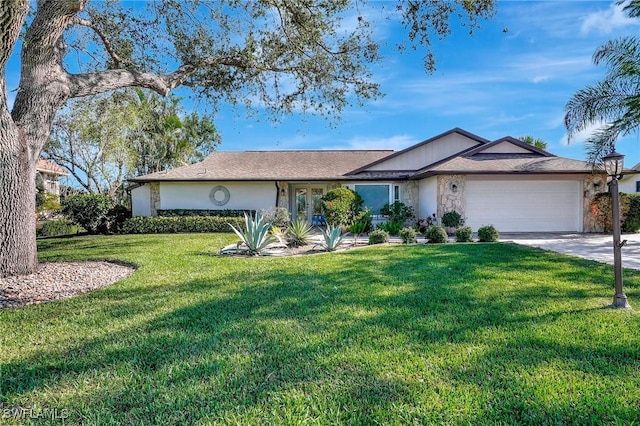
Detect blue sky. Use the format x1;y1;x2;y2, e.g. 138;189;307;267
5;1;640;168
209;0;640;168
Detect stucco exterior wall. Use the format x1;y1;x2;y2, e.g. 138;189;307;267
154;181;276;213
131;185;151;217
417;177;438;219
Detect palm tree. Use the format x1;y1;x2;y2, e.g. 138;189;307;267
519;135;548;150
564;2;640;164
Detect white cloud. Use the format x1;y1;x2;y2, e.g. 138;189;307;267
581;2;638;35
559;121;607;146
532;75;550;84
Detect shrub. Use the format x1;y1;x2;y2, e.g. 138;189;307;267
62;194;114;234
590;193;631;233
157;209;252;217
425;225;448;243
416;214;437;234
37;192;62;213
455;226;474;242
477;225;500;242
623;194;640;233
399;227;417;244
348;221;367;245
108;204;132;234
287;219;313;247
122;216;244;234
368;229;389;245
351;209;373;233
321;188;364;227
260;207;291;228
380;201;415;225
377;220;403;236
441;211;464;228
36;219;81;237
320;225;346;252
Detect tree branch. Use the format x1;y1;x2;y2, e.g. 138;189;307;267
72;16;133;68
0;0;29;69
67;56;291;98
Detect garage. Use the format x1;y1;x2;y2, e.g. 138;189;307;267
464;179;583;232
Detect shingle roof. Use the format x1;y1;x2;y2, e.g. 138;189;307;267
130;150;394;182
414;154;599;178
37;159;68;176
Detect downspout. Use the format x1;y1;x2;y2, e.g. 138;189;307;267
275;181;280;207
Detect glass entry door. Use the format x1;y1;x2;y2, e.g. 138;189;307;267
294;186;324;223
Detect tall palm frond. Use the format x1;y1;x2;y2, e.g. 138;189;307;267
564;33;640;165
621;0;640;19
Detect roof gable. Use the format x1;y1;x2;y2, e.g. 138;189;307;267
463;136;555;158
350;127;488;174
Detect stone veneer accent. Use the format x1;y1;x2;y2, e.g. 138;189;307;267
401;181;419;215
437;175;466;220
583;173;606;233
277;181;289;209
149;182;161;216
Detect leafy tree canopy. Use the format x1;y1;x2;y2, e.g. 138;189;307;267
519;135;548;150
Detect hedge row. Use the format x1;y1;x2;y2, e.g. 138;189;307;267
625;194;640;232
122;216;245;234
157;209;253;217
591;193;640;233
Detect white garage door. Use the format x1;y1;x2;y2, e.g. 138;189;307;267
465;180;582;232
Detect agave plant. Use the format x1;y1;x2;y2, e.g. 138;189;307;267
228;213;281;255
287;219;313;247
320;225;346;252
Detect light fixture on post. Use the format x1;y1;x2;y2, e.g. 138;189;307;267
603;150;631;309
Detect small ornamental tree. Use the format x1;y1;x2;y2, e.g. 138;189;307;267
321;188;364;227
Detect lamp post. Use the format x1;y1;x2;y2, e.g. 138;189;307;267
603;150;631;309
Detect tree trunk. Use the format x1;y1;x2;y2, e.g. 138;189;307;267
0;111;37;277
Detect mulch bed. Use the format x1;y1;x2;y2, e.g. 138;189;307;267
0;261;135;309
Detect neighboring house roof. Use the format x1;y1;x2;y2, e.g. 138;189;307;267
129;128;600;183
130;150;393;182
37;159;68;176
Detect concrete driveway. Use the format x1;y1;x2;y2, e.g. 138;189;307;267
502;233;640;270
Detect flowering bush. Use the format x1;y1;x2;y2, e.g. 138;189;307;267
320;188;364;227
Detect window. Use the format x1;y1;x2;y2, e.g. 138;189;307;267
636;181;640;192
394;185;400;202
355;184;390;215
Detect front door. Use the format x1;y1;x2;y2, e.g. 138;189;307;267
293;186;325;223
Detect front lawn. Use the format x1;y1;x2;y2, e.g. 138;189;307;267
1;234;639;424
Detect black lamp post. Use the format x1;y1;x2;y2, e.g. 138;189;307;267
603;150;631;309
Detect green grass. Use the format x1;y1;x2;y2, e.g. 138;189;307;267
1;234;640;425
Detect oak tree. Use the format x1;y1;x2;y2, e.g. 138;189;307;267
0;0;494;276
